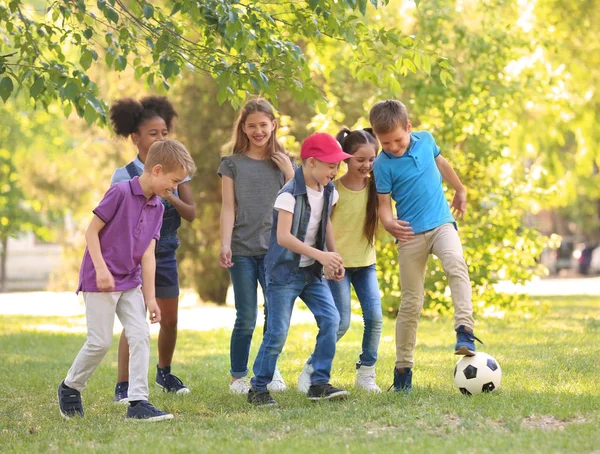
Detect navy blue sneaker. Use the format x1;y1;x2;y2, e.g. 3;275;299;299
389;367;412;394
248;389;278;407
126;401;173;421
58;381;84;419
156;366;190;394
113;381;129;404
455;325;483;356
307;383;349;401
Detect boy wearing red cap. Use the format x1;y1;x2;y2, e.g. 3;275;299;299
248;133;352;406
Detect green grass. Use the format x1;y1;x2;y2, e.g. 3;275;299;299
1;296;600;453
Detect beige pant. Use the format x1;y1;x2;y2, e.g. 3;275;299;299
395;223;473;369
65;287;150;401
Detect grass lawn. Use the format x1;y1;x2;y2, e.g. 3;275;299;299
1;296;599;453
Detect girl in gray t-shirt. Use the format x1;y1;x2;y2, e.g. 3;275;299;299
217;98;295;394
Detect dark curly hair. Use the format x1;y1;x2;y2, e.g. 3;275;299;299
109;96;178;137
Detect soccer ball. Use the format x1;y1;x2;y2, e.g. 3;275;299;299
454;352;501;395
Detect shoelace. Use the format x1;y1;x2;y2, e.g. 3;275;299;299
166;373;186;390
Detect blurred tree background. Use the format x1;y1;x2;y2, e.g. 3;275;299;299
1;0;598;316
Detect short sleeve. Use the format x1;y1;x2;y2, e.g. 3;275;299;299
110;167;130;185
152;204;164;241
332;187;339;206
217;156;235;179
274;193;296;213
373;158;392;194
93;184;124;224
430;132;441;158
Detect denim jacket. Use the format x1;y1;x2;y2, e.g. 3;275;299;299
265;166;334;284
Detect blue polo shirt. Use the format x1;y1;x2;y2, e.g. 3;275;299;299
373;130;455;234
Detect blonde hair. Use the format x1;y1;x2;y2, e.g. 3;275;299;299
145;139;196;177
224;98;285;158
369;100;410;134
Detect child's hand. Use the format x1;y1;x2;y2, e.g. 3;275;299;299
384;219;414;242
271;152;294;180
219;245;234;268
146;299;161;324
451;190;467;220
96;268;115;292
319;251;343;270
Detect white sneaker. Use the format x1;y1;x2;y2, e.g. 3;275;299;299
356;365;382;392
298;362;314;394
267;368;287;392
229;377;251;394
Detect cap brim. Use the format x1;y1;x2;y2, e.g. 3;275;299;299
317;151;354;163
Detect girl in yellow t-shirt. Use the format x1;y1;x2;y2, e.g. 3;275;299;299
331;128;382;392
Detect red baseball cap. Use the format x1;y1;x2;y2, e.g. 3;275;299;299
300;133;353;163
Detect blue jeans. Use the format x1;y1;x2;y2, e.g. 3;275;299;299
251;268;340;391
228;255;268;378
327;264;382;367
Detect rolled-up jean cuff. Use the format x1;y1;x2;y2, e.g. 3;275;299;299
230;369;249;379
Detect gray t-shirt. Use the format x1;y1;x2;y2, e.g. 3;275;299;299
218;153;288;256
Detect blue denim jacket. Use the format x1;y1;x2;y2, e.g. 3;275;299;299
265;166;334;284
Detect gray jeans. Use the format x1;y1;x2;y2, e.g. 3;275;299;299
65;287;150;401
395;223;474;369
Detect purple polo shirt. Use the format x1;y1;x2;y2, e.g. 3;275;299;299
77;177;165;293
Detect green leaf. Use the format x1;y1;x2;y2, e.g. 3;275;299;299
358;0;367;15
29;77;44;99
143;4;154;19
440;70;453;87
83;28;93;39
84;103;97;125
105;7;119;24
115;55;127;71
422;54;432;75
0;76;13;102
64;81;79;100
80;50;93;70
216;88;227;105
63;103;72;117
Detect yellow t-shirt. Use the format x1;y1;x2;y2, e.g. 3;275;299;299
331;179;377;268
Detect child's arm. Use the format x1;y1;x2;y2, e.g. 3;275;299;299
165;181;195;222
324;219;344;281
219;176;235;268
276;210;343;270
85;215;115;291
435;155;467;220
377;193;414;242
141;239;161;324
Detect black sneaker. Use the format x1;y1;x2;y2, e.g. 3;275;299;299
247;389;278;406
155;366;190;394
307;383;349;401
58;380;84;419
126;401;174;422
388;367;412;394
113;381;129;404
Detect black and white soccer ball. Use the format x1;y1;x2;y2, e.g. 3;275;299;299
454;352;502;395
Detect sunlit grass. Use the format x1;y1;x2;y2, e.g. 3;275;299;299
1;296;599;453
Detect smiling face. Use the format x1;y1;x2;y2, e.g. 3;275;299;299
346;144;377;179
132;116;169;161
376;123;412;157
149;165;188;198
241;112;276;150
305;158;340;188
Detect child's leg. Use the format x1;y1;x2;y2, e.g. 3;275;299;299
257;255;268;337
430;224;473;331
155;245;180;368
116;330;129;382
396;236;430;369
65;292;119;391
250;273;302;390
228;256;260;379
300;275;341;386
116;287;150;402
351;264;383;367
327;270;352;341
156;297;178;368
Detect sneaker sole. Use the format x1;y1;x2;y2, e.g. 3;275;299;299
308;390;350;401
128;413;174;422
455;346;476;356
114;398;129;405
155;382;191;394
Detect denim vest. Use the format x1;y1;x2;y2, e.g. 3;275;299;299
265;166;334;284
125;161;181;242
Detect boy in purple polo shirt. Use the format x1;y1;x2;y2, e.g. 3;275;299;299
58;140;196;421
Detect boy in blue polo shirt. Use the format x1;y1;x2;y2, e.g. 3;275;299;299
370;100;481;393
